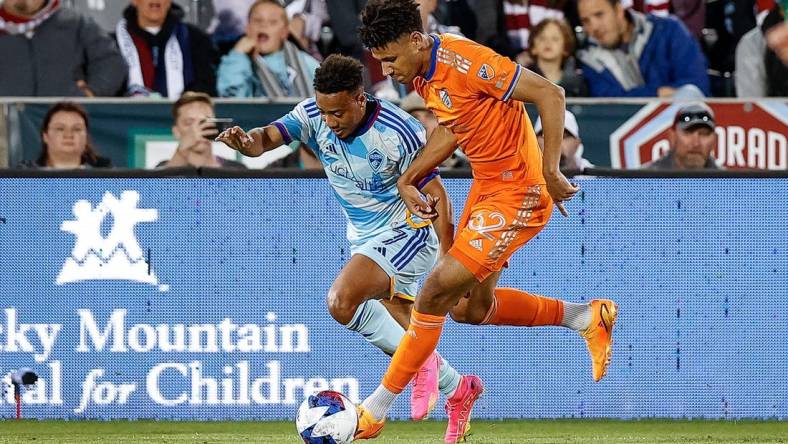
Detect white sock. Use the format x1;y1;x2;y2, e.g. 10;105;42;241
362;384;398;421
561;301;593;331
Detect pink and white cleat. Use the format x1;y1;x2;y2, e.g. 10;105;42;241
444;375;484;444
410;351;441;420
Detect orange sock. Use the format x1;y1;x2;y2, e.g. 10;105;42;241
381;310;445;394
481;287;564;326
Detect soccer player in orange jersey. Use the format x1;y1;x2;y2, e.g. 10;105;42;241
353;1;618;442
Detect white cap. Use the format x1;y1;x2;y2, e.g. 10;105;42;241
534;110;580;138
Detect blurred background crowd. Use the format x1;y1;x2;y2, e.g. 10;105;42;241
0;0;786;171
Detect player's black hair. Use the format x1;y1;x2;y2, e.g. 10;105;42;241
359;0;423;50
313;54;364;94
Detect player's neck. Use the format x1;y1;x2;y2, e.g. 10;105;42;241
418;34;437;77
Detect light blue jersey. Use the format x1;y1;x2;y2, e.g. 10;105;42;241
274;96;437;245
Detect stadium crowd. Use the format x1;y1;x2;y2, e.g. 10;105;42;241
0;0;786;170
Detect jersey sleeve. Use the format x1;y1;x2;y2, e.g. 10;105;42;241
395;114;440;189
396;114;428;175
463;43;523;102
272;100;317;145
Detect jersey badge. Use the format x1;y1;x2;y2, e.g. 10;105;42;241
439;89;453;109
368;149;385;171
477;64;495;80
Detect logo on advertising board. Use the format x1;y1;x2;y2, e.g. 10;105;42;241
56;191;162;288
610;102;787;169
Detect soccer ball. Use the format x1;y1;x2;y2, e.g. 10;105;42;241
295;390;358;443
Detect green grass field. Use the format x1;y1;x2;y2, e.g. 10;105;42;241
0;420;785;443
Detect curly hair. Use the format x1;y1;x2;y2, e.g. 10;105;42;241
359;0;422;50
313;54;364;94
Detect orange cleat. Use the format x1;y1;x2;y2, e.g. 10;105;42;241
354;404;385;440
581;299;618;382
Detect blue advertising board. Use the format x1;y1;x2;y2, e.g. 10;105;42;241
0;178;785;420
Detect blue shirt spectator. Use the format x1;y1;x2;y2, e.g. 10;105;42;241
217;0;319;98
576;0;710;97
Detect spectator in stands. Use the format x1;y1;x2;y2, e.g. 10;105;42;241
400;92;468;169
526;18;588;96
417;0;463;35
286;0;329;61
160;92;246;169
503;0;566;65
0;0;126;96
735;5;788;97
115;0;218;98
767;22;788;63
216;0;320;98
576;0;710;97
19;102;112;169
643;103;720;170
534;110;593;171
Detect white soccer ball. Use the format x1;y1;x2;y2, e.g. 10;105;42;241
295;390;358;444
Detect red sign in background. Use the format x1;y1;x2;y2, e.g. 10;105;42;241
611;102;787;169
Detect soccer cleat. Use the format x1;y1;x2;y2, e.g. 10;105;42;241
444;375;484;444
411;351;441;420
354;404;385;440
581;299;618;382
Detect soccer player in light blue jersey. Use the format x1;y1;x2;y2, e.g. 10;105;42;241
216;54;467;420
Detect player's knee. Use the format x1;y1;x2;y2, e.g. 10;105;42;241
326;288;362;325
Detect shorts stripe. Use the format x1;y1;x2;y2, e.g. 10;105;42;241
390;227;428;269
392;228;429;270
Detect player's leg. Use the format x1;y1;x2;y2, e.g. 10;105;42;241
327;253;405;355
387;227;464;420
343;225;464;425
358;253;479;437
448;184;618;382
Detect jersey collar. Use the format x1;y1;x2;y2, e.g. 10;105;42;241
343;95;381;141
423;34;441;81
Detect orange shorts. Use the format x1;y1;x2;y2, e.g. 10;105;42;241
448;181;553;282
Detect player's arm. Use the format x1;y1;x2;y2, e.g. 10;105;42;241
396;125;458;219
419;175;454;255
215;125;284;158
509;69;579;216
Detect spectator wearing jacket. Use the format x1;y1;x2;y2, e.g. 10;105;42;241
216;0;320;98
115;0;219;98
576;0;710;97
0;0;126;96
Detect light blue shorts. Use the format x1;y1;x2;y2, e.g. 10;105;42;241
351;224;439;301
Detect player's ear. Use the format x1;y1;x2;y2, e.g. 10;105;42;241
412;32;429;51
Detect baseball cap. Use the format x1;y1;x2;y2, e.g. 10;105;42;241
673;103;715;130
399;91;428;114
534;110;580;138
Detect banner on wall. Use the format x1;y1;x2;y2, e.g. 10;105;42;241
610;102;788;169
0;178;787;420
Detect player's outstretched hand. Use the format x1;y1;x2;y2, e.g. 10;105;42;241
545;172;579;217
216;126;253;152
398;183;438;219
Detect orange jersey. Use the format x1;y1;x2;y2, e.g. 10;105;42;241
413;34;543;184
